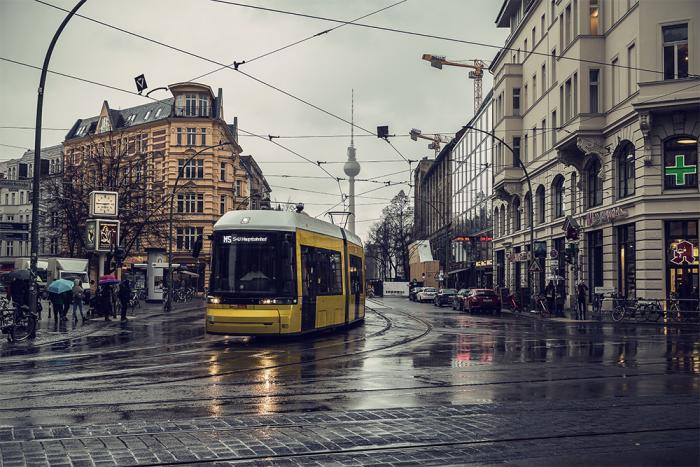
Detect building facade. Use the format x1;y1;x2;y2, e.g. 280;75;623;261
0;145;63;271
413;140;455;285
450;91;494;289
491;0;699;307
239;155;272;210
61;82;260;285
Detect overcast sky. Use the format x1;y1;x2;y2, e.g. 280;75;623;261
0;0;507;240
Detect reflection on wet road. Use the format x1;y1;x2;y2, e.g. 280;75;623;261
1;298;698;465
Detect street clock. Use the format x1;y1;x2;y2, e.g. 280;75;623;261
89;191;118;217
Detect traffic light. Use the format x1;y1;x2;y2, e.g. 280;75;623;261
192;236;203;259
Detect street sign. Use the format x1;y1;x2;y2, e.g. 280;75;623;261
550;248;558;259
134;74;148;94
529;260;542;273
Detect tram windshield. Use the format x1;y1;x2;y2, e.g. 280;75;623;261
210;231;296;298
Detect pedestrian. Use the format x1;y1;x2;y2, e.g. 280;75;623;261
118;280;131;322
545;280;555;315
60;290;71;321
99;285;113;321
9;277;29;318
577;281;588;320
71;279;86;323
48;290;63;325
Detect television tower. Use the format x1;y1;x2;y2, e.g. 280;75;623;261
343;90;361;233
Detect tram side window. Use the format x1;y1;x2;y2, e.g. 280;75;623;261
301;246;343;296
350;255;363;294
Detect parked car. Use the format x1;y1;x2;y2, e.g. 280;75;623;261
409;287;424;302
416;287;437;303
434;288;458;307
451;289;470;310
464;289;501;314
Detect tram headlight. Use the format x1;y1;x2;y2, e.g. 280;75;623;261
207;295;221;304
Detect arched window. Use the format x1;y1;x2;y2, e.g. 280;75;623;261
494;207;500;237
616;141;635;198
536;185;546;224
512;196;522;231
552;175;565;219
664;136;698;189
500;207;506;235
586;158;603;208
524;191;532;228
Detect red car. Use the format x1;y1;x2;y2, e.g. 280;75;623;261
464;289;501;314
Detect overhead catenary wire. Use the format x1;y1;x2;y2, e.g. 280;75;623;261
189;0;408;81
209;0;698;79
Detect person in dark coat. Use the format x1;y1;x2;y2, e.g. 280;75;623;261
545;280;555;315
99;285;113;321
60;290;71;321
118;281;131;322
48;291;63;325
577;282;589;320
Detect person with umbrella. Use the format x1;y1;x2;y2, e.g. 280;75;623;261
48;279;74;322
118;280;131;322
99;275;120;320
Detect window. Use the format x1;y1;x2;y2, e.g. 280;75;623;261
350;255;364;295
617;224;636;298
590;0;599;34
176;226;203;250
551;0;556;24
185;94;197;116
532;127;537;158
532;27;536;49
627;43;636;96
524;84;528;109
533;74;537;102
663;24;689;80
178;159;204;179
198;95;208;116
301;246;343;296
177;128;183;146
235;179;242;196
536;185;546;224
588;230;604;299
611;58;619;106
176;193;204;213
220;194;226;215
186;128;197;145
552;176;565;218
513;88;520;115
51;211;59;228
524;134;529;163
552;110;557;144
551;49;557;82
201;128;207;146
524;38;528;53
19;191;24;204
541;63;547;95
541;14;545;39
512;196;521;231
565;4;571;45
11;193;15;205
50;238;58;255
6;241;13;256
587;158;603;208
541;119;547;151
573;72;578;115
524;192;532;228
664;136;698;189
513;137;521;166
589;69;600;112
144;110;151;120
617;141;635;198
564;77;572;121
155;107;163;118
220;161;226;181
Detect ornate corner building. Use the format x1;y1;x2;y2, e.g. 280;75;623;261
490;0;699;306
61;82;268;287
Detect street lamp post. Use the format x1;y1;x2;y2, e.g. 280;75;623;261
464;124;535;304
165;142;235;312
29;0;87;317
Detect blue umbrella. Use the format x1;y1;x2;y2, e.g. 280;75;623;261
48;279;74;294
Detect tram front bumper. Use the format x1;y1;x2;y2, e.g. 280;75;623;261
206;307;281;335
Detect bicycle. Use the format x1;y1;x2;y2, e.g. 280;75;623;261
611;294;638;322
0;299;37;343
636;299;662;322
507;293;524;313
535;293;551;319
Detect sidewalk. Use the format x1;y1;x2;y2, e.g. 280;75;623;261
3;299;205;348
502;306;699;326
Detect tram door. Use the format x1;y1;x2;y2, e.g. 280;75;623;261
301;246;317;331
350;255;363;320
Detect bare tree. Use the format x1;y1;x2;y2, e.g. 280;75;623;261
48;130;171;271
366;190;414;281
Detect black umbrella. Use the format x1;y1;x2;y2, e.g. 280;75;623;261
6;269;31;281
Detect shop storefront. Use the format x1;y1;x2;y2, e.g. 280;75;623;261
616;223;636;298
665;220;699;303
587;229;604;299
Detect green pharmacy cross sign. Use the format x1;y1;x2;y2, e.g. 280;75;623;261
665;154;697;185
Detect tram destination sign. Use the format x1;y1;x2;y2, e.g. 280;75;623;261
222;234;269;244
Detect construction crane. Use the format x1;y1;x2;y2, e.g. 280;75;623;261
409;128;452;156
422;54;487;114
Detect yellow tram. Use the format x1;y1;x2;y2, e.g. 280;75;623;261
206;210;365;336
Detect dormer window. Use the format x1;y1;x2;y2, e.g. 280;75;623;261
155;107;162;118
127;114;137;125
175;92;210;117
185;94;197;116
198;95;209;117
144;110;151;120
98;117;111;133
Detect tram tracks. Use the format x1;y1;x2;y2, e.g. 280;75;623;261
0;306;432;401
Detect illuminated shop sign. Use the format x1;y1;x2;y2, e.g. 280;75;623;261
670;239;697;265
453;235;493;242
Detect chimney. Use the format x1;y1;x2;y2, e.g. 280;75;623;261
217;88;224;119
